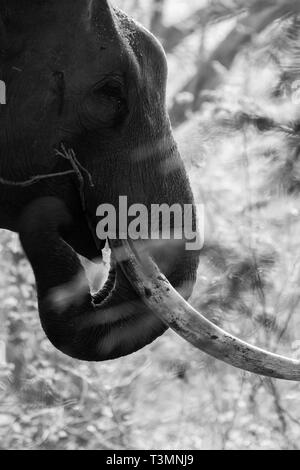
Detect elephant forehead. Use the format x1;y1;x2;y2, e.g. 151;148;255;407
114;8;168;82
55;4;168;110
1;0;167;96
86;3;168;93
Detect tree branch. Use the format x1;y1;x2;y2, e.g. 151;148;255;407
170;0;300;126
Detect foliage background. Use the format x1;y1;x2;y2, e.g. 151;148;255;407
1;0;300;450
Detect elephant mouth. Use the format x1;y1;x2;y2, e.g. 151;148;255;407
19;146;300;381
64;143;300;381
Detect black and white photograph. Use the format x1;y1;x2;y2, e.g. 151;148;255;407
1;0;300;452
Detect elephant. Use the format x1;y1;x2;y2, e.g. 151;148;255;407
0;0;299;380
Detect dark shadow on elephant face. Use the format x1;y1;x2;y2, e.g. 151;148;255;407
1;0;191;258
0;0;200;361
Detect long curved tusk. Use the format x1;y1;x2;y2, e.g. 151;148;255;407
116;240;300;381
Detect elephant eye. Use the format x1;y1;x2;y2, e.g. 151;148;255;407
96;82;122;101
90;79;128;127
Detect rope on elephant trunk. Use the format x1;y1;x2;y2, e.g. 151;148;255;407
0;170;75;187
54;144;102;251
54;144;94;213
0;143;102;251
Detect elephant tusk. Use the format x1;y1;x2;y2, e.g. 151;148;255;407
115;240;300;381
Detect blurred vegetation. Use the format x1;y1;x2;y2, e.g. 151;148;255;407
1;0;300;450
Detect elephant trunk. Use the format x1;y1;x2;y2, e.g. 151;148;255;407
19;197;300;380
19;197;170;361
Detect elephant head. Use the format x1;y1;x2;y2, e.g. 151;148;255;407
1;0;300;380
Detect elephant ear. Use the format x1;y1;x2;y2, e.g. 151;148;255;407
0;1;34;57
0;12;8;56
0;1;90;61
0;1;85;30
0;1;29;24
